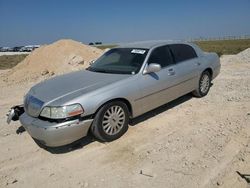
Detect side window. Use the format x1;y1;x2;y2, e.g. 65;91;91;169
170;44;197;63
148;46;174;68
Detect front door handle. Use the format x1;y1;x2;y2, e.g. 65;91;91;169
196;62;201;66
168;68;175;76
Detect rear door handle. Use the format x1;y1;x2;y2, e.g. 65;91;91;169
168;68;175;76
196;62;201;66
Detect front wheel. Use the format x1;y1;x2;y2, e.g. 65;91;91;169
91;101;129;142
192;71;211;97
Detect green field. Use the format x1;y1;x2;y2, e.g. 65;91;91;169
194;39;250;56
0;54;28;70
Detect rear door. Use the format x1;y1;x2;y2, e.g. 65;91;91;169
169;44;200;94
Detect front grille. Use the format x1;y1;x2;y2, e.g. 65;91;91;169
24;95;44;117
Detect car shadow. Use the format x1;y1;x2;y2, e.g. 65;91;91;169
20;93;194;154
130;93;193;126
34;135;96;154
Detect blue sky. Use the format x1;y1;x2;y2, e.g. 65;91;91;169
0;0;250;46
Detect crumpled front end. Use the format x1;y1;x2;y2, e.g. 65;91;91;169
7;94;93;147
19;112;93;147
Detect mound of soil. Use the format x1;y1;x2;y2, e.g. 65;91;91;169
235;48;250;63
1;39;103;84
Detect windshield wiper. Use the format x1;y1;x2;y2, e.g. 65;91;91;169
87;67;131;74
92;69;109;73
87;67;111;73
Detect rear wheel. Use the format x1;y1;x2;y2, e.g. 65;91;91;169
192;71;211;97
91;101;129;142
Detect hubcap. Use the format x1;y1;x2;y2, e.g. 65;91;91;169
200;74;210;94
102;106;125;135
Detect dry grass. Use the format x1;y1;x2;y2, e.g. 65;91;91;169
0;54;28;69
195;39;250;56
94;45;117;50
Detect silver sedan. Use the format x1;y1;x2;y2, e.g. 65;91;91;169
8;41;220;147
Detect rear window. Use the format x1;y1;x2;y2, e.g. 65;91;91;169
170;44;197;63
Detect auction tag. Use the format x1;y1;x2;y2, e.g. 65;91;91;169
131;49;146;54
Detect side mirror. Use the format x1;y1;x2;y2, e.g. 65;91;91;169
143;63;161;74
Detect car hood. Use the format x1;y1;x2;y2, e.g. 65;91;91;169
29;70;131;105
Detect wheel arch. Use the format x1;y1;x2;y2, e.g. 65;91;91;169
203;67;213;78
93;98;133;119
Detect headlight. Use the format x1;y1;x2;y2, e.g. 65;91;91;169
40;104;84;119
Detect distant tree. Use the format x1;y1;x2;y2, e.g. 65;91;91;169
89;42;94;45
95;42;102;45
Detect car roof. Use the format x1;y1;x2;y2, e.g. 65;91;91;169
118;40;192;49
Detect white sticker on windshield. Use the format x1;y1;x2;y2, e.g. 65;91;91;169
131;49;146;54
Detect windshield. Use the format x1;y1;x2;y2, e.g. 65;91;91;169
87;48;149;74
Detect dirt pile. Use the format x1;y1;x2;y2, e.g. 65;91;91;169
221;48;250;64
235;47;250;63
1;39;103;84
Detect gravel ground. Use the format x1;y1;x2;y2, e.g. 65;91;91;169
0;53;249;188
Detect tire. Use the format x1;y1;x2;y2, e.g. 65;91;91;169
91;101;129;142
192;71;211;97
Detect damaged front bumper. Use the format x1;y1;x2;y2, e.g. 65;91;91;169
19;113;93;147
7;105;93;147
6;105;24;124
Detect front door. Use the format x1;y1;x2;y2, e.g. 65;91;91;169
136;45;180;114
